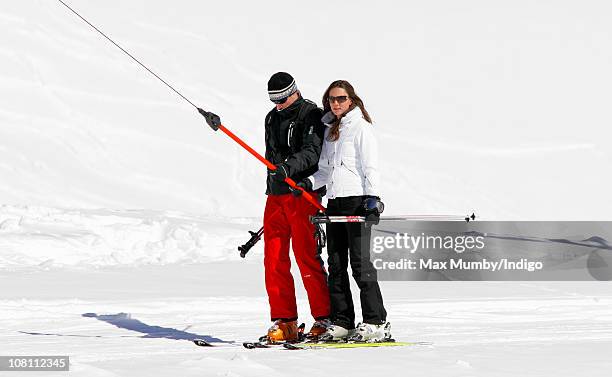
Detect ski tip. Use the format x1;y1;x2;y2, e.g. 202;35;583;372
193;339;214;347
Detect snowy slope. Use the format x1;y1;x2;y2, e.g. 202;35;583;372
0;205;256;269
1;0;611;218
2;266;612;377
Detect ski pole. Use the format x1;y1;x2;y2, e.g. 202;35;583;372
198;109;326;213
55;0;326;214
311;213;477;224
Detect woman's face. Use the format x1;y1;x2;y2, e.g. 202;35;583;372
328;87;352;118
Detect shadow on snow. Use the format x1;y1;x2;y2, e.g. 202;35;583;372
20;312;231;344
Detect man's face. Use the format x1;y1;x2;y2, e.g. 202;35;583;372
274;92;299;111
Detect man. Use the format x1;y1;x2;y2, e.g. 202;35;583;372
263;72;330;342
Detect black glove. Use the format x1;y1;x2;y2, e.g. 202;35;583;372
362;196;384;215
292;178;313;197
362;196;384;225
268;163;290;182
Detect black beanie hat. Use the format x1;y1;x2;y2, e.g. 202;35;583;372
268;72;298;102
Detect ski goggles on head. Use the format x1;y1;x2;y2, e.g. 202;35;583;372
328;95;349;104
363;197;384;214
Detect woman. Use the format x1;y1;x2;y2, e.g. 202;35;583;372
297;80;390;342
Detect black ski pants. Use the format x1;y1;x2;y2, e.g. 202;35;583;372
326;196;387;329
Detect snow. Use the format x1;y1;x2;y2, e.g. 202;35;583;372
2;0;611;219
3;265;612;376
2;0;612;376
0;205;254;269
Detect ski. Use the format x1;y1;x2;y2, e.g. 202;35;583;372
242;339;307;349
243;341;273;349
242;322;307;349
283;340;431;350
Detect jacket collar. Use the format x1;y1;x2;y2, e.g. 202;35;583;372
322;111;336;126
341;107;363;125
322;107;363;128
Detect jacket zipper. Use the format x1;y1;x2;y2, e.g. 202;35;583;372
287;122;294;147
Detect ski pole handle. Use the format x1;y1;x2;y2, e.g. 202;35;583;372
238;227;264;258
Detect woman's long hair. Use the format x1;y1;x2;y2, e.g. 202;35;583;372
322;80;372;142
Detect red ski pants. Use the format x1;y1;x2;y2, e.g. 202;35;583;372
263;194;330;321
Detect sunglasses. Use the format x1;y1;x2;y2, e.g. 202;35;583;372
271;97;289;105
328;95;349;104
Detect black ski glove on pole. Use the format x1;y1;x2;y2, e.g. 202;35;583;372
268;163;290;182
292;178;313;197
362;196;384;225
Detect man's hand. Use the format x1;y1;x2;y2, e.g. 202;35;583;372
268;163;290;182
292;178;313;197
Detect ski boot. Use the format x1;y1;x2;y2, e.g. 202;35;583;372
347;322;392;342
306;318;332;340
318;324;354;342
265;319;300;344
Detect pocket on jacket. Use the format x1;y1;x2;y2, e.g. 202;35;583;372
341;159;360;177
